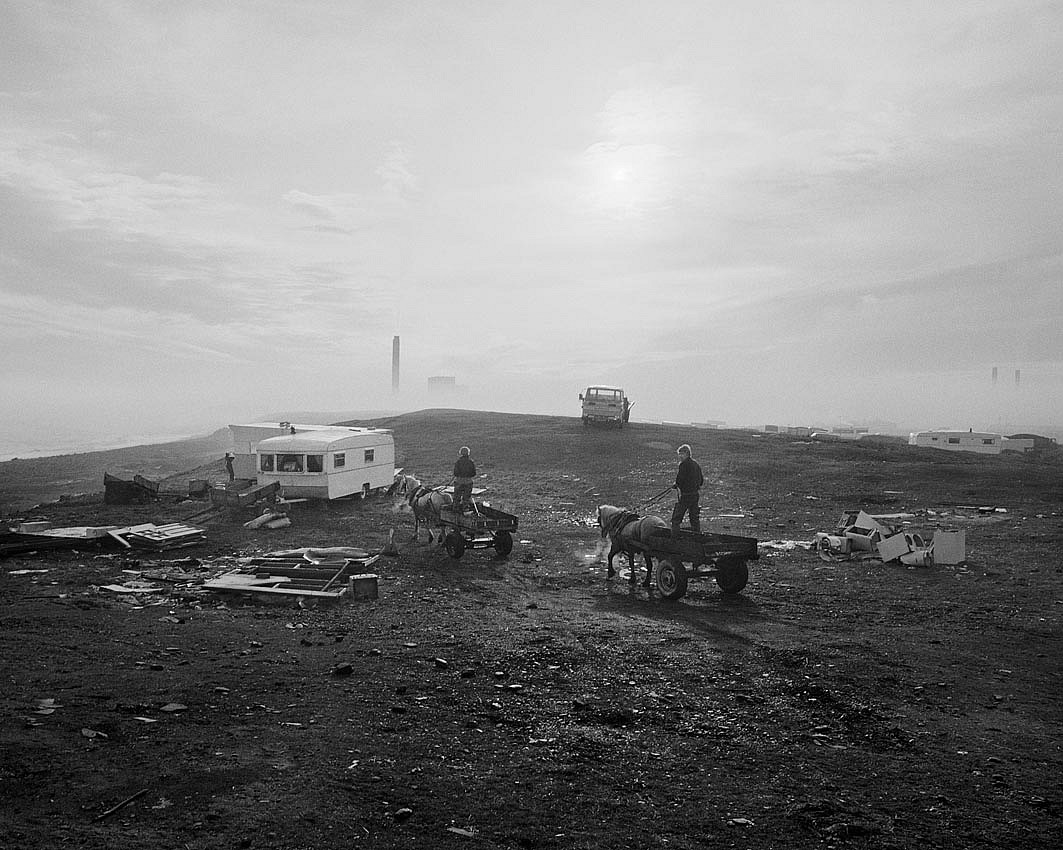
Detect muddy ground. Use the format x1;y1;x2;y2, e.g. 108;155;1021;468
1;409;1061;849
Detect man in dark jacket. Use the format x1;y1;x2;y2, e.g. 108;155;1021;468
671;444;704;535
452;446;476;510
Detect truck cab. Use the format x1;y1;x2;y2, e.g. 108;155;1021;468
579;385;632;427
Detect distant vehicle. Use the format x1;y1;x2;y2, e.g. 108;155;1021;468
579;385;632;427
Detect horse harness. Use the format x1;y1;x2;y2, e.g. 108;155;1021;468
603;509;641;538
407;484;430;505
408;484;446;506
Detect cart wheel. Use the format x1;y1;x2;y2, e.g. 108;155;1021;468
444;531;466;559
655;559;688;600
715;559;748;594
493;530;513;557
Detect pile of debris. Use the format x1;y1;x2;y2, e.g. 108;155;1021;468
813;510;965;567
0;521;207;558
203;547;380;604
114;522;207;551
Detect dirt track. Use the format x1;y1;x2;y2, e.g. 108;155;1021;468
1;410;1061;849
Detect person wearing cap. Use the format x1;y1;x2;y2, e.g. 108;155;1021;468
452;446;476;511
671;444;704;535
225;452;235;482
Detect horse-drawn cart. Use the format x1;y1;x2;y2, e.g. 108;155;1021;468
641;528;758;600
438;504;519;559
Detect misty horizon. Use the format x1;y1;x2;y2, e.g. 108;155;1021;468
2;386;1059;463
2;2;1060;457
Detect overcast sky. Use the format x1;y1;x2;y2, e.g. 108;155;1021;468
1;0;1061;454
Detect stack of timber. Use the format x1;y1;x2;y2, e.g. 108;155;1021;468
203;550;380;603
113;522;207;551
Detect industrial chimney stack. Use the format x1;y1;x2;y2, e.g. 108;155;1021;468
392;336;400;393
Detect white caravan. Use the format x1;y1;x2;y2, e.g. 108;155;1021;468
256;429;395;499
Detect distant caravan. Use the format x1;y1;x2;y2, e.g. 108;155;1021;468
579;385;633;428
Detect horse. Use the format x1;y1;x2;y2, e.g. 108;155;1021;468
597;504;669;588
390;473;453;542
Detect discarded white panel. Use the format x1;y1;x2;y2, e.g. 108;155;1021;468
931;529;966;565
843;528;881;552
877;532;913;563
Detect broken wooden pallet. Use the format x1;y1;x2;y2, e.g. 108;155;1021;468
203;553;379;602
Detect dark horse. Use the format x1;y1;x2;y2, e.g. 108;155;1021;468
390;473;453;542
597;504;669;587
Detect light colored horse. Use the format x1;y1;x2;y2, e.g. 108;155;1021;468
390;473;453;542
597;504;669;587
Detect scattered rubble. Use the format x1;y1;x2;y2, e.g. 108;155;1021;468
812;509;965;566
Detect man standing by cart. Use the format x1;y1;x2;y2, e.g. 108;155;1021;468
452;446;476;511
671;444;704;536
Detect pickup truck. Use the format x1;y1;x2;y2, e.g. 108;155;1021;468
579;385;632;427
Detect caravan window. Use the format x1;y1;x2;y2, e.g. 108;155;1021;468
307;454;324;473
364;449;375;463
334;453;346;468
278;454;303;472
260;454;275;472
982;439;994;445
948;437;960;445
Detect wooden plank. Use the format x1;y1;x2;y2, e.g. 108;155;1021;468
204;582;346;599
203;573;290;588
251;567;344;580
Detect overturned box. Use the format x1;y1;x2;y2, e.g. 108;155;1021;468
348;573;379;600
